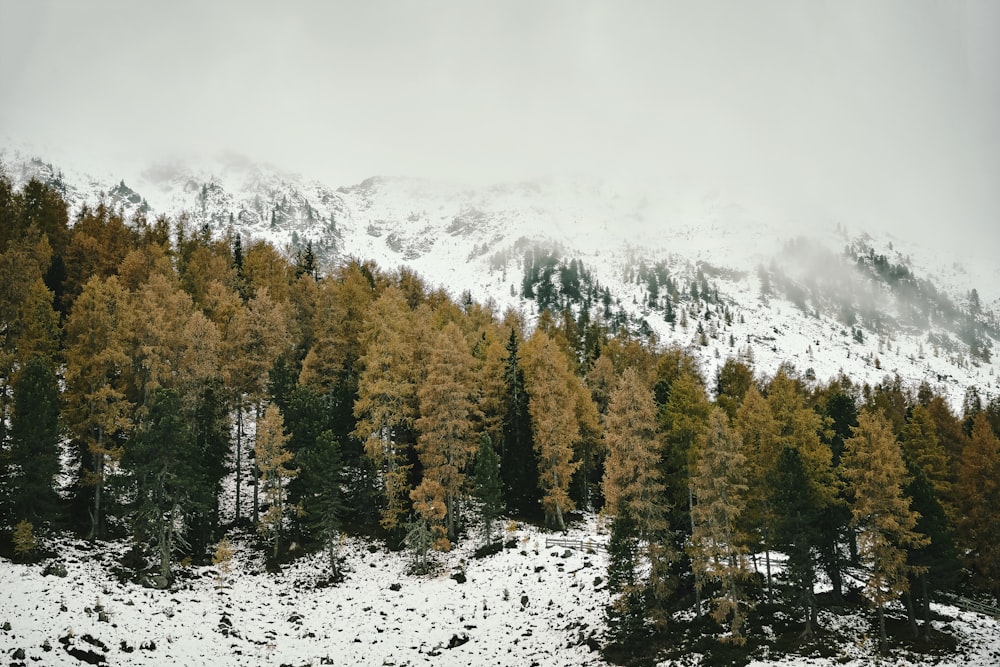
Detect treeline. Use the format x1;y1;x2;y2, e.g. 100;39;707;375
2;172;1000;657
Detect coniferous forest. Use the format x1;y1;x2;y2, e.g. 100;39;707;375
2;172;1000;664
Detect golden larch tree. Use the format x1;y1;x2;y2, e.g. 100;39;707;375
353;286;423;530
413;322;480;547
522;329;580;531
689;408;752;644
841;409;929;654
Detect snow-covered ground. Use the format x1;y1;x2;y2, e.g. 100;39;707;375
3;518;1000;667
1;519;610;667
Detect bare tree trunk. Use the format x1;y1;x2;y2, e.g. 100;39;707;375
764;540;773;604
799;582;814;638
253;402;260;525
689;485;701;619
920;574;932;640
159;512;173;587
235;396;243;524
878;604;888;655
905;588;919;638
89;447;104;542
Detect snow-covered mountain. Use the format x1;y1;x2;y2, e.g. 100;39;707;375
3;146;998;408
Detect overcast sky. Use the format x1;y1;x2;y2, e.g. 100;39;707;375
1;1;998;254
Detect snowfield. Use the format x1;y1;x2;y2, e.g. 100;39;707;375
3;517;1000;667
1;519;611;667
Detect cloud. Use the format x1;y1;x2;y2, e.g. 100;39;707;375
1;0;997;257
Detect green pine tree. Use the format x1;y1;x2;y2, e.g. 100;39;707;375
772;446;822;637
7;355;62;527
500;328;538;518
474;433;503;547
299;430;346;575
125;388;203;588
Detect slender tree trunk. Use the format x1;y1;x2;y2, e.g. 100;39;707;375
446;494;456;542
903;588;918;638
809;585;819;630
689;485;701;619
253;402;260;525
235;395;243;524
764;540;773;604
878;604;888;655
159;512;173;586
90;445;104;542
553;469;566;531
920;574;931;640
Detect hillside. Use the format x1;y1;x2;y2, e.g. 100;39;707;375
3;146;998;408
3;147;1000;667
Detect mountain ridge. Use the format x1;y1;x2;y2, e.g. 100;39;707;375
2;145;997;409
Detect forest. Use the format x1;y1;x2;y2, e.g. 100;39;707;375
2;171;1000;662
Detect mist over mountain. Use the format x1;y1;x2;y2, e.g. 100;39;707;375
3;146;997;409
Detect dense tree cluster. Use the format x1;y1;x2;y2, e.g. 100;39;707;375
1;171;999;659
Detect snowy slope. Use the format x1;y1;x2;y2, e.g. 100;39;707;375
2;146;997;409
2;518;1000;667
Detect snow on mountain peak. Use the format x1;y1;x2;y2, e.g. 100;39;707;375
3;146;997;408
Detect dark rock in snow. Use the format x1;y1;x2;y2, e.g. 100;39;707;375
447;633;469;649
520;595;529;608
451;570;467;584
43;561;68;577
389;582;402;591
80;634;107;651
65;646;105;664
11;647;25;660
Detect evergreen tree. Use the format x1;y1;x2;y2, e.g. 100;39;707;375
473;433;503;547
605;515;647;648
689;408;752;643
299;430;346;574
125;388;203;588
658;368;710;537
715;357;754;422
925;395;967;517
901;404;951;511
6;355;62;527
499;328;538;518
255;404;299;560
904;462;958;638
569;371;603;511
768;370;842;599
956;413;1000;595
184;379;230;561
0;228;60;450
841;410;929;654
772;447;822;637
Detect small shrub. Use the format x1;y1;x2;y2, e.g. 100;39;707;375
12;520;37;560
